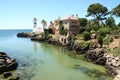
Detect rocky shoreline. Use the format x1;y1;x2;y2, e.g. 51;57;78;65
17;32;120;80
0;52;19;80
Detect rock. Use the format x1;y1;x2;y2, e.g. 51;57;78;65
113;71;120;80
31;36;44;41
7;60;18;71
3;72;12;78
8;76;20;80
85;48;106;64
104;53;120;79
17;32;33;38
95;57;106;65
0;52;18;74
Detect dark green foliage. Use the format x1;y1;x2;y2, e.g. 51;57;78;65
97;36;103;48
59;21;68;36
112;4;120;17
71;35;77;40
86;3;108;27
105;16;115;28
88;42;94;48
59;27;68;35
87;3;108;18
79;18;88;27
41;32;45;39
79;41;89;48
59;26;65;35
44;28;52;34
79;27;86;34
79;41;94;48
97;27;110;47
59;21;64;35
83;31;91;41
97;27;110;38
48;28;53;34
64;28;68;36
59;21;63;26
103;35;113;45
87;20;100;31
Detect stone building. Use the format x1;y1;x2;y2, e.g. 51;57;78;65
49;15;80;45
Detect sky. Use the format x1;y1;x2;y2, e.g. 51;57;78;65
0;0;120;29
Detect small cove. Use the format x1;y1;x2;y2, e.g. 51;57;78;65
0;30;113;80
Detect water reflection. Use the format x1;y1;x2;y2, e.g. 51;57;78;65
33;41;38;52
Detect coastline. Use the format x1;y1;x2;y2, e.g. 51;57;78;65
17;32;120;80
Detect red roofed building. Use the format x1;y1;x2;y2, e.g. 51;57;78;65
49;15;80;45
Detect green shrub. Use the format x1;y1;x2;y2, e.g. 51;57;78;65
97;27;110;38
48;28;53;34
79;27;86;34
79;41;94;48
40;32;45;39
83;31;91;41
71;35;77;40
64;28;68;36
97;36;103;47
103;35;113;45
59;27;68;36
59;26;64;35
87;42;94;48
79;41;89;48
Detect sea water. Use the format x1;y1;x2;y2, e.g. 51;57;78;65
0;29;113;80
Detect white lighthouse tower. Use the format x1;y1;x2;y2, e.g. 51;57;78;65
33;17;44;34
33;17;37;28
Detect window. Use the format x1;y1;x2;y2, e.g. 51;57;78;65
64;39;66;44
61;38;63;41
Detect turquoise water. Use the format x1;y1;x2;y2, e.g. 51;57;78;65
0;30;113;80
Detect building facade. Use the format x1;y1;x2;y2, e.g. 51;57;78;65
49;15;80;45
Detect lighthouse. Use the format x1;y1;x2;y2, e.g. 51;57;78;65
33;17;37;27
33;17;44;34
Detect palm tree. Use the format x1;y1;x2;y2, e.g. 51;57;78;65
41;19;47;29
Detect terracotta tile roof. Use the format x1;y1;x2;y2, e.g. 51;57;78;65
54;15;78;21
61;16;78;20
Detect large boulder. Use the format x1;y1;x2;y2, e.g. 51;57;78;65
3;72;12;78
85;48;106;66
0;52;18;74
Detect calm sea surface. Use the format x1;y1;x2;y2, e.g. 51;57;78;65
0;29;113;80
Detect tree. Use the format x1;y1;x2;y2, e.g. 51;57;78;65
79;18;88;27
41;19;47;29
58;21;68;36
86;3;108;26
83;31;91;41
97;27;110;38
105;16;115;28
88;19;100;31
79;18;88;34
112;4;120;17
